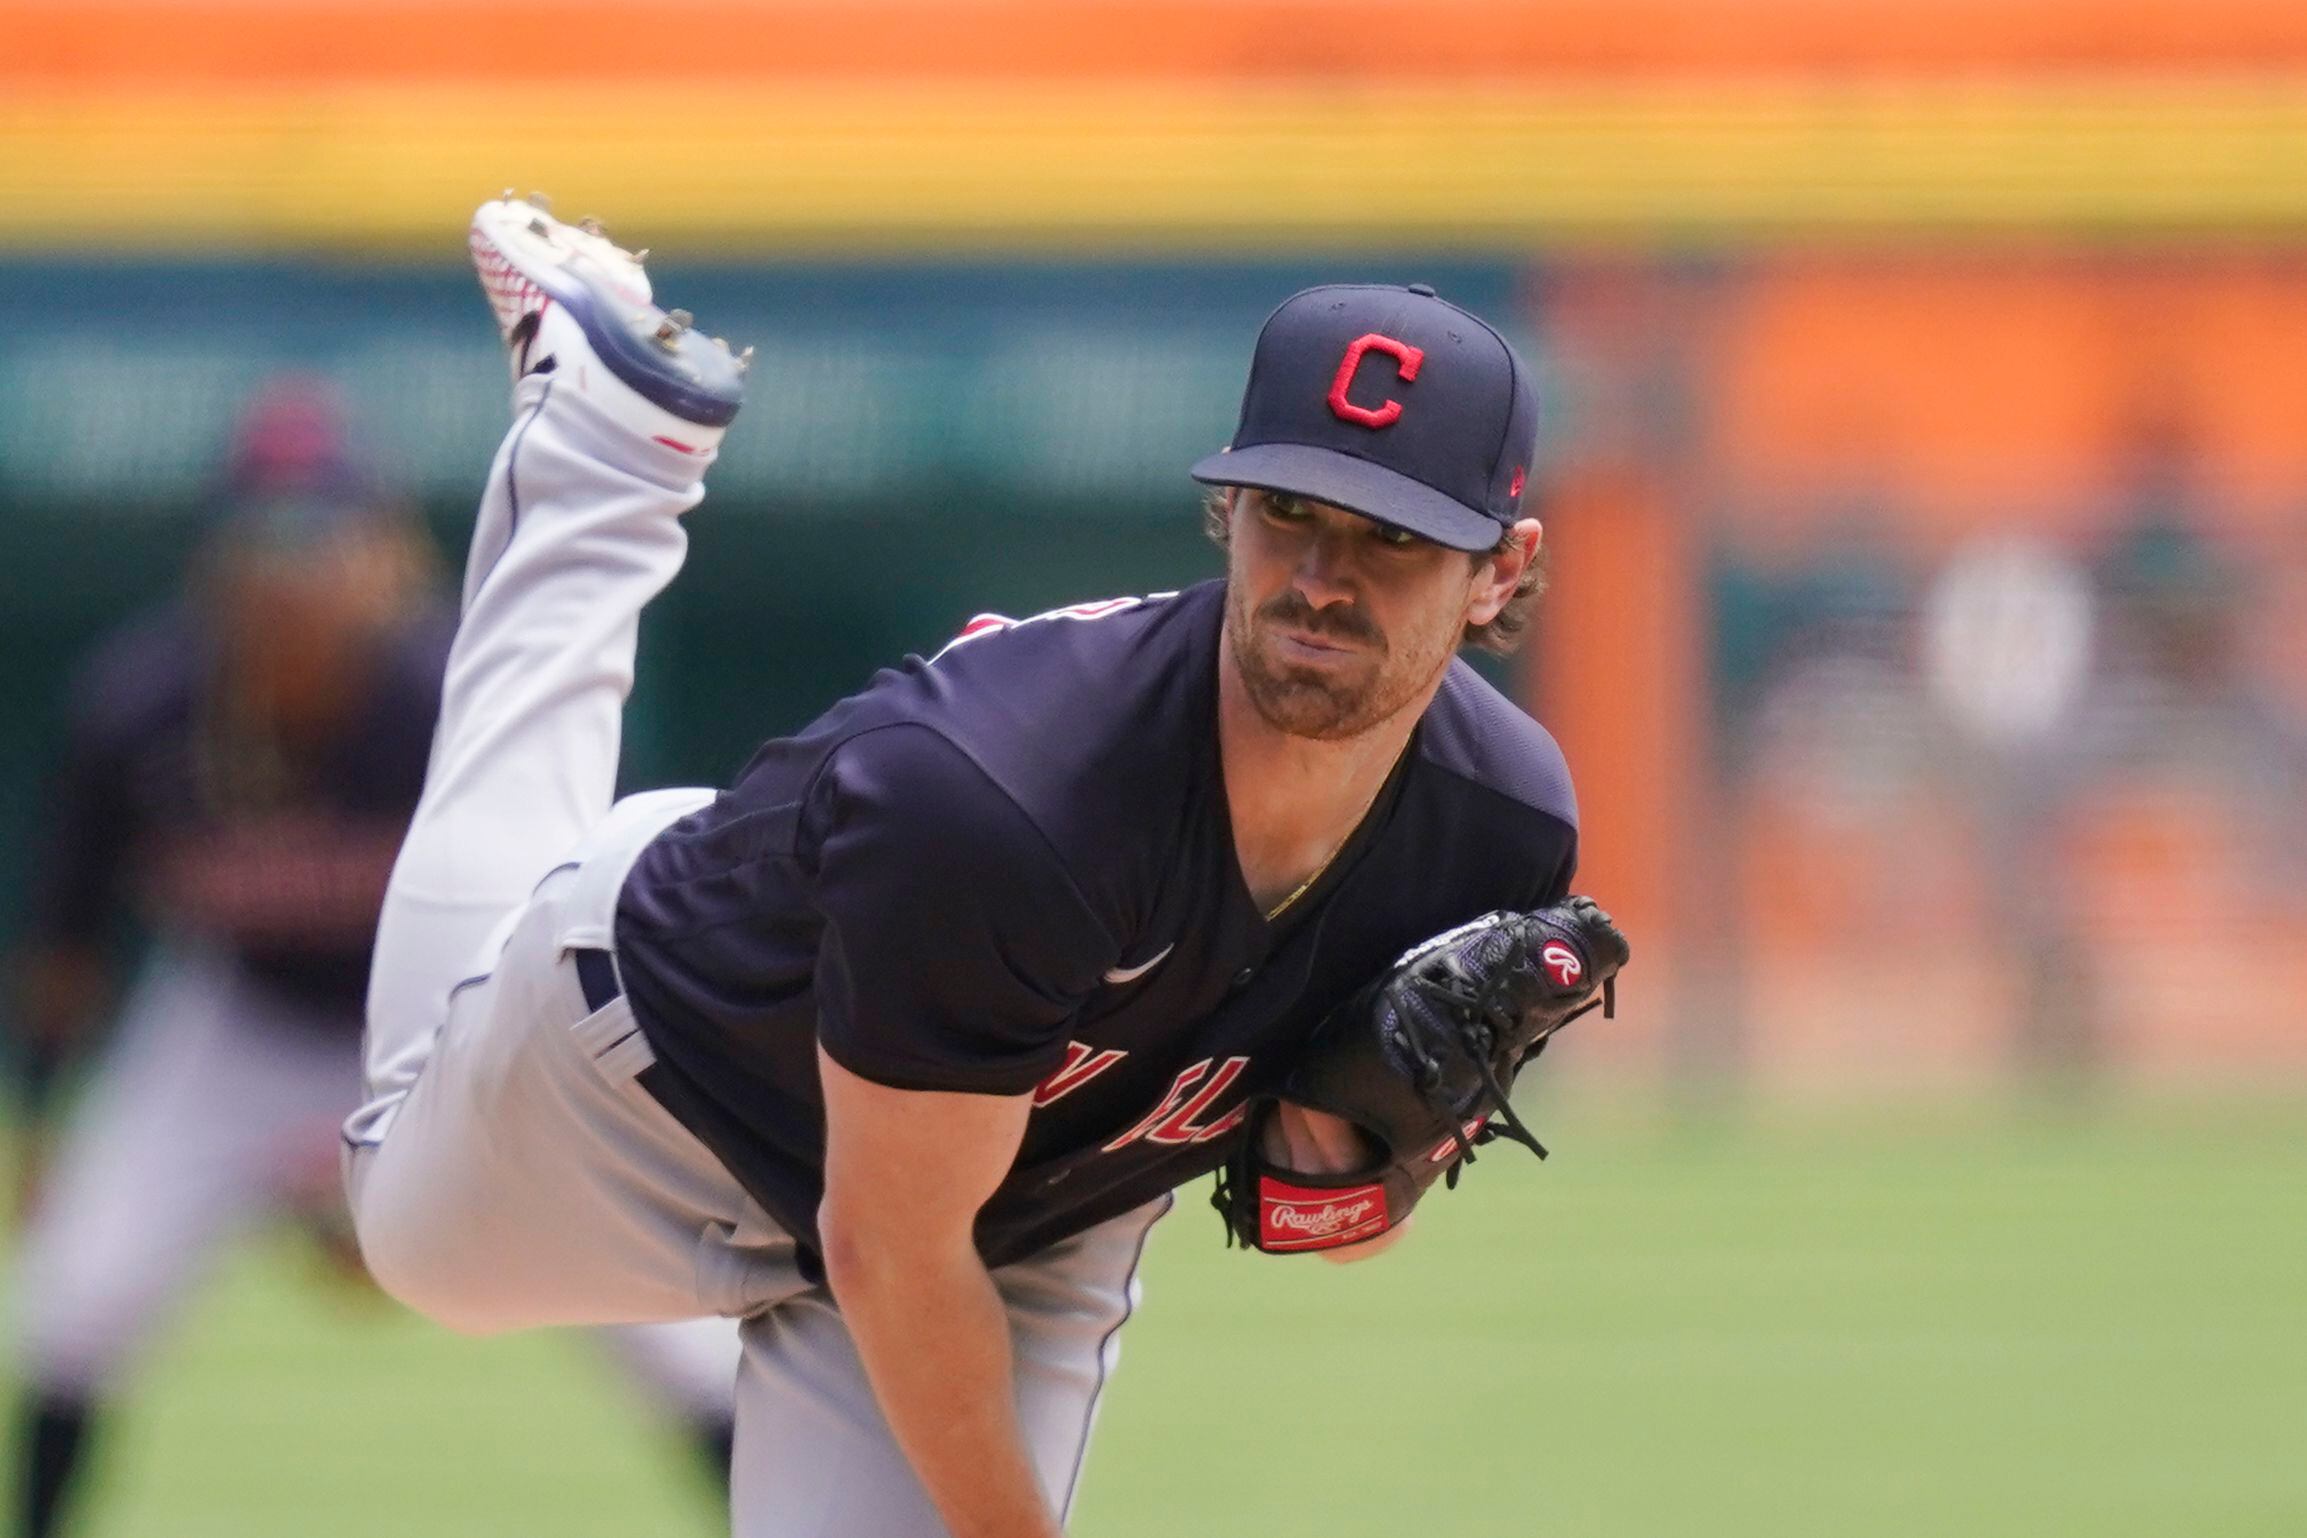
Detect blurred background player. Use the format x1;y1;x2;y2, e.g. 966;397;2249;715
4;380;739;1538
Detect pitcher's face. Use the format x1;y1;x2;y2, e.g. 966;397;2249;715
1222;491;1486;741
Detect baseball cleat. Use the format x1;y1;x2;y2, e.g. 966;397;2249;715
469;194;746;451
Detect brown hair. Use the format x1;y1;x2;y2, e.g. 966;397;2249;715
1201;488;1546;655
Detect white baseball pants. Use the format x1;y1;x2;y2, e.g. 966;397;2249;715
344;373;1161;1535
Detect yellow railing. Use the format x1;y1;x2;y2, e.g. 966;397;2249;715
4;81;2304;251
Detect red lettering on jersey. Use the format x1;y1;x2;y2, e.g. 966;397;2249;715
931;593;1173;660
1327;333;1425;429
1032;1041;1129;1109
1140;1056;1250;1145
1103;1061;1208;1152
1103;1056;1252;1150
1193;1102;1250;1143
955;612;1015;642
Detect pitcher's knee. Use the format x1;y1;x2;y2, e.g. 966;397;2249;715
351;1192;521;1337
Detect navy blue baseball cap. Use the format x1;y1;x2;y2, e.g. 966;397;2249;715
1191;283;1539;552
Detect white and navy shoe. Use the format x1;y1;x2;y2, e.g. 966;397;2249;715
469;192;747;454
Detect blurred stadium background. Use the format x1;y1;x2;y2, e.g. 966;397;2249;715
2;2;2303;1534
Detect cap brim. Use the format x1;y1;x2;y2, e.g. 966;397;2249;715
1190;443;1502;552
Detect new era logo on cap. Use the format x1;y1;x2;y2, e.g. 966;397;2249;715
1191;283;1539;552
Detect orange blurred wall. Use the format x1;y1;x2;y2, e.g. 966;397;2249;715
1707;256;2307;546
1530;250;2307;1082
8;0;2307;86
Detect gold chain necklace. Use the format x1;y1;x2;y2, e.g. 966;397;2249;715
1261;768;1394;921
1263;836;1350;922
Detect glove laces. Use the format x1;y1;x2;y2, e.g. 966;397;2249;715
1429;973;1616;1171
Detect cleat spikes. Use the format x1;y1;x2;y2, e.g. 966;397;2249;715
470;197;739;432
736;345;755;373
633;248;650;264
525;191;552;210
650;308;694;350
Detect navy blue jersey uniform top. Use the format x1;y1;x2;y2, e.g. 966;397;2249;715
26;605;451;1023
615;580;1579;1269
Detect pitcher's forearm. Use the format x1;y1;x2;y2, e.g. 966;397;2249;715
827;1229;1065;1538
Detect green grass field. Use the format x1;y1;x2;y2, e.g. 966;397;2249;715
16;1093;2305;1538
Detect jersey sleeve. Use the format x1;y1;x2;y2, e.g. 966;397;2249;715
806;723;1118;1096
1529;829;1577;908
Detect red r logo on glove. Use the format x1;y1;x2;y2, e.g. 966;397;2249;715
1540;940;1584;988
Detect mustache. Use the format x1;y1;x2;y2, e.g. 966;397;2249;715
1258;589;1383;648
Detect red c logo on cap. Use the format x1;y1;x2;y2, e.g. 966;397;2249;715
1328;333;1425;429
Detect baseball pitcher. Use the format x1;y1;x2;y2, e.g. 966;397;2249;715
345;198;1627;1537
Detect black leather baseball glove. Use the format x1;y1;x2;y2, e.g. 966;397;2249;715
1214;897;1629;1253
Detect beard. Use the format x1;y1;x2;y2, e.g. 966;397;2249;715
1227;583;1449;741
